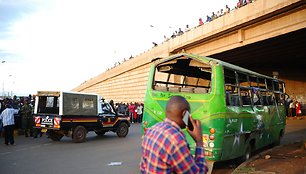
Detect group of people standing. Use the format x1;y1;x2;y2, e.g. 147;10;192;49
115;102;144;123
0;95;39;146
288;99;302;117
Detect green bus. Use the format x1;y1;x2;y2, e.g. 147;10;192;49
142;53;286;166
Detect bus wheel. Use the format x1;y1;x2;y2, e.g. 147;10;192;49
116;122;129;137
50;132;63;141
72;125;87;143
242;144;252;162
274;131;282;146
95;131;106;136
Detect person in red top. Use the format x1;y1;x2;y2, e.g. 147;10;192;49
296;101;301;116
128;103;136;123
198;18;204;26
133;103;138;123
140;96;208;173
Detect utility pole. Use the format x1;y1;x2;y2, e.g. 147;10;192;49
1;60;5;98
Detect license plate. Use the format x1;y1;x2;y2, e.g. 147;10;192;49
41;129;47;133
42;117;53;125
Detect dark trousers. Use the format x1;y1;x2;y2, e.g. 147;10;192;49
4;125;14;145
23;118;33;137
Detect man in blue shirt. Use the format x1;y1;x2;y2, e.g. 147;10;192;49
0;104;19;145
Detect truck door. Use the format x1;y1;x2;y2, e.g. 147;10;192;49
100;103;117;126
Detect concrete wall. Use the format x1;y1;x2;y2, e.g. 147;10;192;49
73;0;306;103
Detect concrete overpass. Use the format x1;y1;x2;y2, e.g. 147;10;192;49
73;0;306;105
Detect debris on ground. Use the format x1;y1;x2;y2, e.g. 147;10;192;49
244;142;306;174
107;162;122;166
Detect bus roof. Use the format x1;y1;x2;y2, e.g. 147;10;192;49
156;53;283;82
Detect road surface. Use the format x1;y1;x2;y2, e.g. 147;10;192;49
1;118;305;174
0;124;142;174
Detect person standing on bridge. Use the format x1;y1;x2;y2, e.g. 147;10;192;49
198;18;204;26
140;96;208;173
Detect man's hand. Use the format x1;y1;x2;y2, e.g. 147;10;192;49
187;115;203;147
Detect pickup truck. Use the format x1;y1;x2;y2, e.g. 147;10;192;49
33;91;130;143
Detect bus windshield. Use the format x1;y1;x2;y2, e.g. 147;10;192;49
153;57;212;93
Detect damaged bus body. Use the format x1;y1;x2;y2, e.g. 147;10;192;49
142;53;286;168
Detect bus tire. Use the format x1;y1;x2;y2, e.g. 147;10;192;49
274;131;283;146
72;125;87;143
116;122;129;137
242;144;252;162
50;132;63;141
95;131;106;136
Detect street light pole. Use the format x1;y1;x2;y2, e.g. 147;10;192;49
1;60;5;98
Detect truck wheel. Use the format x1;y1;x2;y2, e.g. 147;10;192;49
49;132;63;141
95;131;106;136
72;125;87;143
116;122;129;137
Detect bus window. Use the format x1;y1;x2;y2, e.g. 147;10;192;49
237;72;249;87
258;78;266;89
251;87;262;105
154;69;170;91
240;88;251;106
249;76;258;88
225;86;240;106
224;68;240;106
274;92;284;105
266;79;273;91
273;81;279;91
153;58;212;93
262;91;274;106
279;82;284;93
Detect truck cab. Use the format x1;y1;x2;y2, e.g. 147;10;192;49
33;91;130;143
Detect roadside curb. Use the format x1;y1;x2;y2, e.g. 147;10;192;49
286;116;305;120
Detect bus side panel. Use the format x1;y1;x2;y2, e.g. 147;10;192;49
221;107;253;160
143;65;162;134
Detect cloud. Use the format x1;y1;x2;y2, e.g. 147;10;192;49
0;0;45;35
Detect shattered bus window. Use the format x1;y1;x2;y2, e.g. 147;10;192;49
154;56;212;93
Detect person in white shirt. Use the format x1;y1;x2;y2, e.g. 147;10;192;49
0;104;19;145
136;104;143;123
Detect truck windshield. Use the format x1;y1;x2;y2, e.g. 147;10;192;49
37;96;59;114
102;103;116;115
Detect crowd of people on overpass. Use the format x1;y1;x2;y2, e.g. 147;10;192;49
104;0;258;73
169;0;257;41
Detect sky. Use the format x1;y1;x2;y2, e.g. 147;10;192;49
0;0;237;96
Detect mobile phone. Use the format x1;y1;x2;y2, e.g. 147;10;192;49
183;111;194;131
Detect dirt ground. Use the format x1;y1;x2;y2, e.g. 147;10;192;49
241;142;306;174
234;117;306;174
